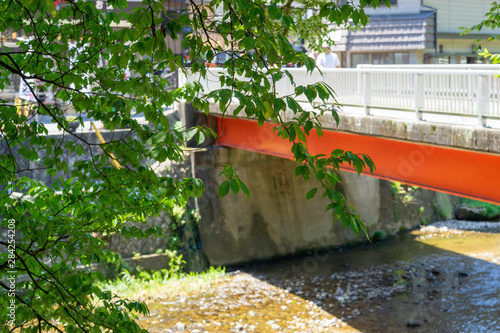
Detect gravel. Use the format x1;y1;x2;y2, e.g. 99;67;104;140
422;219;499;232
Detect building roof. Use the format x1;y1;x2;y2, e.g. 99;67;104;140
332;11;436;52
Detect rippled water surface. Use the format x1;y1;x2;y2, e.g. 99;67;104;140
139;226;500;332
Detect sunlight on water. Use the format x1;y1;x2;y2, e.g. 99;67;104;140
413;227;500;264
138;227;500;332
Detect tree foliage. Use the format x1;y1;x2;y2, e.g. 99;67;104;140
461;1;500;65
0;0;385;330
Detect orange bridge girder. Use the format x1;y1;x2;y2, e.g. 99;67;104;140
215;117;500;205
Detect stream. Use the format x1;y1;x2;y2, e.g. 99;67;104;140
138;221;500;332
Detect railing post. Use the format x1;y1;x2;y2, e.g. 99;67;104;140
178;70;186;87
476;74;488;127
363;72;371;115
414;73;424;120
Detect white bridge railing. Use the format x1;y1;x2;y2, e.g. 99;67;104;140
181;65;500;128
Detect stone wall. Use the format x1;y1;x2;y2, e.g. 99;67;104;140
102;153;193;258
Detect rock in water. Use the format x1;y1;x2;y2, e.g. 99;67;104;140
407;319;420;328
455;204;488;221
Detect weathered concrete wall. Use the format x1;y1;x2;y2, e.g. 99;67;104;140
194;147;459;266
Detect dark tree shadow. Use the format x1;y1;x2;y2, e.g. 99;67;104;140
235;229;500;333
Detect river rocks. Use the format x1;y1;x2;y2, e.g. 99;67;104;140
270;323;280;330
175;322;186;331
420;220;500;232
407;319;421;327
137;219;498;332
455;203;488;221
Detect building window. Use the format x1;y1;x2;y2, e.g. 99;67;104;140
351;54;369;67
351;52;409;67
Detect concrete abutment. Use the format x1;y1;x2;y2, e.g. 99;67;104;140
194;147;458;266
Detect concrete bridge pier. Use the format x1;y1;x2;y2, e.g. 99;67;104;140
193;147;458;266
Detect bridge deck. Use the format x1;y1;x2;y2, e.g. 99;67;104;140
216;116;500;205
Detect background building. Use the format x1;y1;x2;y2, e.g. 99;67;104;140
330;0;500;67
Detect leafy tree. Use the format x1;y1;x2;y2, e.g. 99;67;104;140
0;0;385;331
461;1;500;65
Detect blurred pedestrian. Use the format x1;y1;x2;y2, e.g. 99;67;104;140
316;44;340;69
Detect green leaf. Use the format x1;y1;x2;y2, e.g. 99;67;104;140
233;104;245;117
284;70;295;86
302;57;316;72
304;120;313;134
359;10;369;25
218;181;230;199
315;123;323;138
341;213;351;229
349;154;364;175
294;123;306;143
118;54;128;69
362;154;376;173
332;108;340;125
229;179;240;194
272;98;286;112
331;149;344;157
252;96;267;114
242;37;255;50
222;165;234;179
195;131;206;145
263;100;274;119
304;87;317;102
306;188;317;200
237;179;250;198
335;205;344;220
315;83;329;102
295;165;310;181
351;217;361;234
75;144;86;156
286;97;299;114
326;171;341;185
351;10;360;25
185;128;197;142
219;89;232;104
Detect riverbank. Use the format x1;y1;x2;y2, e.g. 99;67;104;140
128;219;499;332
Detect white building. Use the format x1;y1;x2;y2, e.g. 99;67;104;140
331;0;500;67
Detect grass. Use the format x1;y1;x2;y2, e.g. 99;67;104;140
461;198;500;219
100;266;227;302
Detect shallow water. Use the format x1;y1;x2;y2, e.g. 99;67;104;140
139;226;500;332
